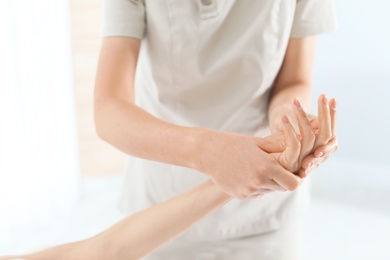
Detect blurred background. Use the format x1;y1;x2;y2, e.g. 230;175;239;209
0;0;389;259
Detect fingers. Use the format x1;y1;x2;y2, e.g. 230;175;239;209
300;135;338;168
301;154;318;169
329;98;337;136
307;114;319;131
248;178;287;200
298;153;330;178
278;115;301;172
269;164;303;191
255;134;285;153
298;159;322;178
314;94;332;147
248;194;263;200
247;188;278;200
297;96;338;178
314;135;338;158
292;98;316;164
260;179;288;192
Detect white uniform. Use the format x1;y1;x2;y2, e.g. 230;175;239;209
101;0;337;258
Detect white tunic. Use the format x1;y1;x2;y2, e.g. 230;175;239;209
101;0;337;241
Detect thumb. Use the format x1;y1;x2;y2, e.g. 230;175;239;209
254;134;284;153
278;116;301;172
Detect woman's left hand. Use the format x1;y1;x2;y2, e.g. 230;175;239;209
297;94;338;178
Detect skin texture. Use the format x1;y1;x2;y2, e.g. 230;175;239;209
93;36;337;200
0;36;339;260
268;37;338;178
0;99;332;260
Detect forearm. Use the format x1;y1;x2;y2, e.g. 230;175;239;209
10;181;229;260
268;84;312;132
87;180;231;259
94;96;207;169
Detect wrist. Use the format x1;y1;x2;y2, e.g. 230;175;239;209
269;104;294;133
200;179;232;203
182;127;216;173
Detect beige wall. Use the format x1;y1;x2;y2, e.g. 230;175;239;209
70;0;125;176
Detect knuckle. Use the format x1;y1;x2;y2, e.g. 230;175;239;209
298;108;307;117
236;193;246;200
251;194;262;199
307;131;316;141
324;135;332;144
286;166;295;173
287;179;300;191
261;188;274;194
245;186;257;195
257;164;266;173
292;163;301;173
291;138;301;149
252;179;263;188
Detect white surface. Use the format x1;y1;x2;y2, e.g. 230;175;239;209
1;173;389;259
312;0;390;166
0;0;80;247
302;199;390;260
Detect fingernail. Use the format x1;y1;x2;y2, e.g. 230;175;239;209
282;115;289;124
322;95;328;105
307;163;312;168
315;152;324;158
331;99;337;110
294;98;301;108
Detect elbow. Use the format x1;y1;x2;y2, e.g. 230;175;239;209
93;98;109;142
94;117;106;143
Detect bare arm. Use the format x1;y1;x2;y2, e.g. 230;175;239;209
268;37;339;176
8;112;313;260
94;36;203;169
0;181;228;260
87;180;230;260
268;37;316;133
268;37;317;168
94;36;301;199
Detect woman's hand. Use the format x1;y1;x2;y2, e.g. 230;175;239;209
297;94;338;177
194;130;302;200
264;94;338;178
264;98;317;174
249;100;318;199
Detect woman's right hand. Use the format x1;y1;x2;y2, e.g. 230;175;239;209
195;94;332;200
193;128;303;200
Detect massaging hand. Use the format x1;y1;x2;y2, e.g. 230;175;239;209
196;97;323;200
252;94;338;199
195;129;303;200
264;98;317;174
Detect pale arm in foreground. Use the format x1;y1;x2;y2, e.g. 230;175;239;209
94;36;301;199
0;111;310;260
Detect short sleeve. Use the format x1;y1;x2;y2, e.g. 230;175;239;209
290;0;337;38
101;0;146;39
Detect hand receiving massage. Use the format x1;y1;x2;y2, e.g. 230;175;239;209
267;94;338;177
0;95;338;260
195;94;338;200
299;94;338;177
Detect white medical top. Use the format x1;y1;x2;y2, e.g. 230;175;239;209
101;0;337;241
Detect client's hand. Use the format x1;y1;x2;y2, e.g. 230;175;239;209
249;100;318;199
266;94;338;178
296;94;338;177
